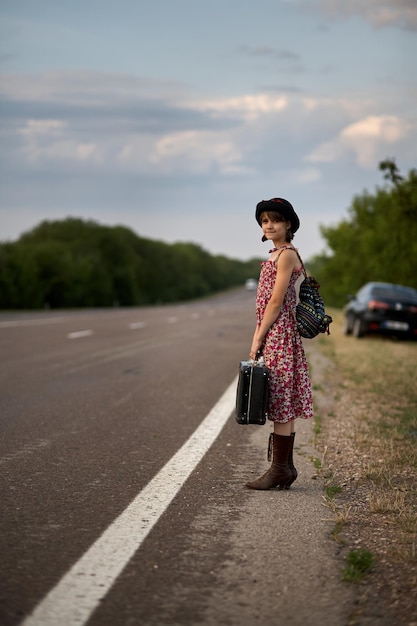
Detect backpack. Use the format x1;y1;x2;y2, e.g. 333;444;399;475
293;251;332;338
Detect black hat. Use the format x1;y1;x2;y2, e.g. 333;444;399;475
255;198;300;234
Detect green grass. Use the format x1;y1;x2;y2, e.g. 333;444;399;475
313;412;322;436
331;520;346;544
315;307;417;585
312;457;322;470
312;383;324;392
318;307;417;455
325;484;342;500
342;549;375;583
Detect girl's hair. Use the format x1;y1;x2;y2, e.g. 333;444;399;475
260;211;294;242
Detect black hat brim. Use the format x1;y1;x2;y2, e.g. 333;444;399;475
255;198;300;233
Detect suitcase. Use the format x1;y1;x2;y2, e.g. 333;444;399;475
235;358;269;425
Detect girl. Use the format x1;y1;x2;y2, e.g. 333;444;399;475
246;198;313;490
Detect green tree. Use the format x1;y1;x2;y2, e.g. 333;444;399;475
0;217;263;309
311;160;417;307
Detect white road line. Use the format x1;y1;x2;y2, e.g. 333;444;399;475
67;330;93;339
128;322;146;329
21;376;238;626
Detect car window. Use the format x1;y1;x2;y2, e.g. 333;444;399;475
356;286;369;300
370;287;417;302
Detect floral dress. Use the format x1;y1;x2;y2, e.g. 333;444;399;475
256;247;314;423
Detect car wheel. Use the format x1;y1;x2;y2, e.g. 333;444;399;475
353;317;364;338
343;316;353;335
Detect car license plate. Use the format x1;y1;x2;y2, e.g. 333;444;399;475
383;320;409;331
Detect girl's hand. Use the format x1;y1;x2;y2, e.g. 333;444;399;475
249;337;263;360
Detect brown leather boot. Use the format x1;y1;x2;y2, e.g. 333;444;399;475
284;432;298;490
246;434;293;490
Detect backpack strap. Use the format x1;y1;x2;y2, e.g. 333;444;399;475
293;249;308;279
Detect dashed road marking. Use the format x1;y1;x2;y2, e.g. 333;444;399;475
67;330;93;339
129;322;146;329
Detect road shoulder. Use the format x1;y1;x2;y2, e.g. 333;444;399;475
200;341;357;625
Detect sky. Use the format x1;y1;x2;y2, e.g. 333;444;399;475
0;0;416;261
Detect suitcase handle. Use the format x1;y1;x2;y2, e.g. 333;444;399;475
253;351;264;366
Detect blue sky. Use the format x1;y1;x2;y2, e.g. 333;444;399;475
1;0;416;260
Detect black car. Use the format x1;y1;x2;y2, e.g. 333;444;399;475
344;282;417;339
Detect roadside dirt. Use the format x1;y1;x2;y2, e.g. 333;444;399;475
305;340;417;626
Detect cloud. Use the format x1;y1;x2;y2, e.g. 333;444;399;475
317;0;417;30
187;93;289;121
0;75;285;178
1;71;414;182
17;118;101;164
307;114;413;168
235;44;305;77
0;68;416;261
122;129;249;176
239;45;301;61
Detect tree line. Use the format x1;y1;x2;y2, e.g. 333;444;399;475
0;220;262;309
1;159;415;310
308;160;417;307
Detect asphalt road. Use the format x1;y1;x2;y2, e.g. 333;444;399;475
1;290;356;626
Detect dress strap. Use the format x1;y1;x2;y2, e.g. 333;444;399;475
269;245;293;253
272;246;307;277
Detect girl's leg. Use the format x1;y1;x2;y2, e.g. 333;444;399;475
274;421;292;436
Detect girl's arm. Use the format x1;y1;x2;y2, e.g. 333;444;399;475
249;250;297;358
